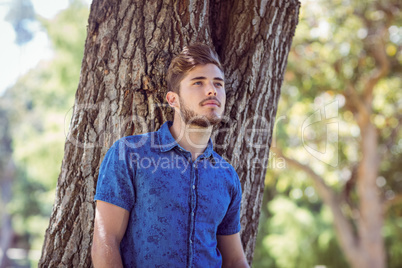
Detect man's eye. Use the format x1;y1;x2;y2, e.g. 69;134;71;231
215;82;223;87
194;81;202;85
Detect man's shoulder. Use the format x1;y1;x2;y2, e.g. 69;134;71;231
112;130;159;150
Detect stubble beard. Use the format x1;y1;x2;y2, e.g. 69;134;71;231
179;98;222;128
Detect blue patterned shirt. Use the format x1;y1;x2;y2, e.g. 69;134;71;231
94;121;242;267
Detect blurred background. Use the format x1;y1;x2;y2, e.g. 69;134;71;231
0;0;400;267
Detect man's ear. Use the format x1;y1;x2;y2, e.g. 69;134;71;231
166;91;179;108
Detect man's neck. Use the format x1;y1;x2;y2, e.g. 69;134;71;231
169;117;212;161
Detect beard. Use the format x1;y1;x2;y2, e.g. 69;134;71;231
179;98;222;128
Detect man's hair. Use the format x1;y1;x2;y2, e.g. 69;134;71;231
166;44;223;93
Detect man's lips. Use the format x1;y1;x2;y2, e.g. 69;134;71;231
200;99;221;107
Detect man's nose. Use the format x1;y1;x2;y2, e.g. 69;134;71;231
206;82;217;96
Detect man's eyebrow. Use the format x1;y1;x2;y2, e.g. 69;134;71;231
190;76;225;82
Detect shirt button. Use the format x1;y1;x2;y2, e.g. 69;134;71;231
190;239;192;243
192;185;195;189
192;212;194;216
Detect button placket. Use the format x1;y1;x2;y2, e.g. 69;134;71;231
188;160;198;267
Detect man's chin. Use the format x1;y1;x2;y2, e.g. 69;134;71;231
187;116;222;128
179;104;224;128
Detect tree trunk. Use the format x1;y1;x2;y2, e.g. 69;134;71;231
39;0;300;266
354;117;385;268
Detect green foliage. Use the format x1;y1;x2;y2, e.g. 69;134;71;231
261;197;347;268
254;0;402;267
0;0;89;262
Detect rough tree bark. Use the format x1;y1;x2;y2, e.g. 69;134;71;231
39;0;300;266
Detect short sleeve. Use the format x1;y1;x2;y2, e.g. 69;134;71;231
217;172;242;235
94;139;136;211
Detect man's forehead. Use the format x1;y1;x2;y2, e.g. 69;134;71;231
185;64;224;80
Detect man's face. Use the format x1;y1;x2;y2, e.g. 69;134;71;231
177;63;226;128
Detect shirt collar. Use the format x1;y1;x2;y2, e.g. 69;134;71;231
157;121;216;165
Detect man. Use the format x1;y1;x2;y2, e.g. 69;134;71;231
91;44;249;268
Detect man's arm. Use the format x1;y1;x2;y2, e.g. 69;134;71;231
92;200;129;268
217;233;250;268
